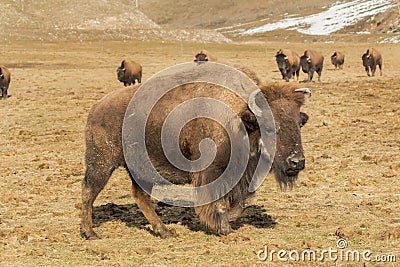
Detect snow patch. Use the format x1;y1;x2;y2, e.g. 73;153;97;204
242;0;395;36
379;35;400;43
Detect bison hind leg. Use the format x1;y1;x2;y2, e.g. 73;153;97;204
81;166;115;239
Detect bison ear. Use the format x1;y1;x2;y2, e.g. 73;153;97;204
300;112;309;128
240;110;259;132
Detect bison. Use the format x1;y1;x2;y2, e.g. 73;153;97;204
194;51;260;86
0;65;11;98
117;59;142;86
331;51;345;70
362;48;382;77
300;50;324;82
275;49;301;82
80;66;311;239
194;50;218;62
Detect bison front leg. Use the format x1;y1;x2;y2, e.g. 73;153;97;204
195;200;232;235
131;181;176;238
307;69;314;82
1;87;7;98
371;65;376;77
317;67;323;82
192;172;232;235
295;69;300;81
365;66;370;76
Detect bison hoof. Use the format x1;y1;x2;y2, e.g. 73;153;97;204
80;229;100;240
153;224;177;238
218;224;232;236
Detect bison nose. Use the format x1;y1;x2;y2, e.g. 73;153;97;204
287;152;305;171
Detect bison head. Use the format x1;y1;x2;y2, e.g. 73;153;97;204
117;66;129;86
362;53;371;66
331;52;337;63
362;53;372;76
300;55;311;73
249;85;310;188
275;54;291;81
194;52;208;62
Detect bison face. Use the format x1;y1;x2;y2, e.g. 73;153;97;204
300;55;311;73
331;53;337;65
270;99;308;187
117;67;126;82
275;54;290;81
362;53;371;67
194;52;208;62
362;53;371;76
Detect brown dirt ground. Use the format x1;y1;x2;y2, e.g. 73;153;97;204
0;37;399;266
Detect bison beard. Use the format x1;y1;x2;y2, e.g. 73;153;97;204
80;78;309;239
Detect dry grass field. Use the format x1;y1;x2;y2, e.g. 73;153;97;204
0;34;399;266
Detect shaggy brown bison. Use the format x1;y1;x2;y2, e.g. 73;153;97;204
275;49;300;82
300;50;324;82
0;65;11;98
362;48;382;76
331;51;345;70
117;59;142;86
80;66;310;239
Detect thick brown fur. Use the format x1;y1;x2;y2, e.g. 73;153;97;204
331;51;345;70
81;67;309;239
275;49;301;82
300;50;324;82
362;48;382;76
117;59;142;86
0;65;11;98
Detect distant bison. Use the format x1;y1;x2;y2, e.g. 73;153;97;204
117;59;142;86
362;48;382;76
194;50;218;62
331;51;345;70
80;66;311;239
193;51;260;86
300;50;324;82
0;65;11;98
275;49;300;82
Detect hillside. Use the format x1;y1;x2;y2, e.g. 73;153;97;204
0;0;399;41
0;0;229;42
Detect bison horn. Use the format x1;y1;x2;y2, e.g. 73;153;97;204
284;56;288;60
295;88;312;104
248;90;263;117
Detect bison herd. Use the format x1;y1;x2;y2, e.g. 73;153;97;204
0;45;384;239
0;48;383;100
274;47;383;82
